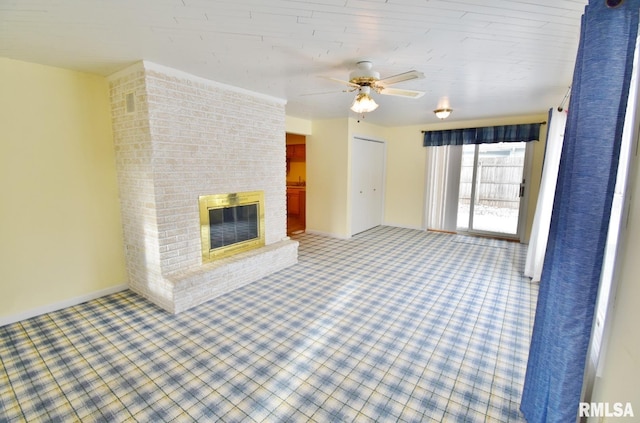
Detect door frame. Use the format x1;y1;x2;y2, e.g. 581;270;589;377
457;142;534;241
518;142;535;243
350;135;387;237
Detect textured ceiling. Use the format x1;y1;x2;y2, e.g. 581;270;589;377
0;0;586;126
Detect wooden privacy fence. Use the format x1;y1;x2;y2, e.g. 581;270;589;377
459;156;524;209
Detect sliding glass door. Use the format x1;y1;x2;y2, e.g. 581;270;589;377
457;142;530;239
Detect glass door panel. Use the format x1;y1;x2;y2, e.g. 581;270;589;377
456;144;475;231
457;142;527;238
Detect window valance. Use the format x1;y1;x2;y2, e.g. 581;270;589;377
422;123;542;147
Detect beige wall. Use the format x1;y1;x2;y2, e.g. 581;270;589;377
285;115;312;135
306;118;350;237
385;114;548;241
1;56;634;405
0;57;546;321
301;113;546;240
305;117;389;237
384;124;429;229
589;147;640;420
0;58;127;322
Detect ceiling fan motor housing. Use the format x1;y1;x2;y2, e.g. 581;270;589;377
349;61;380;85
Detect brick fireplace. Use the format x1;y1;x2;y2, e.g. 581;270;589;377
108;61;298;313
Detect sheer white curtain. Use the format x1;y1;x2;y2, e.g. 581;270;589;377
524;108;568;281
424;145;462;232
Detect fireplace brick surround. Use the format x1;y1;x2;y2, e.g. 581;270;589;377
108;61;298;313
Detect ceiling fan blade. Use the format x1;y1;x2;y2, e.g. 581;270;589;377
378;70;425;86
378;87;425;98
322;76;361;88
299;90;347;96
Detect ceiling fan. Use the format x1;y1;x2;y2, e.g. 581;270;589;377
327;61;426;113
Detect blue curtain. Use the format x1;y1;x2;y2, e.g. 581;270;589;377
521;1;639;422
422;123;540;146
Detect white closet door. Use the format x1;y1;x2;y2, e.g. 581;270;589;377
352;137;385;235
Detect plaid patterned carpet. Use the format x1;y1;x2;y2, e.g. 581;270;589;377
0;226;537;422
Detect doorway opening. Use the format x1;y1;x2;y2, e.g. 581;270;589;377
286;133;306;236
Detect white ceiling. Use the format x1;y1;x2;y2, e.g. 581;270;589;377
0;0;586;126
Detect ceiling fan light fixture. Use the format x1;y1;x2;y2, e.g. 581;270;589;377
351;92;379;113
434;108;453;119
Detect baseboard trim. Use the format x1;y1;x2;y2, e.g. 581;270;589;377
304;229;351;240
384;223;425;231
306;225;425;239
427;228;458;235
0;284;129;328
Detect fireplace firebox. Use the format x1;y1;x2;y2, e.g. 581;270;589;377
199;191;265;262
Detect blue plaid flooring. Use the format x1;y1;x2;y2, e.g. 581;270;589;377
0;226;537;422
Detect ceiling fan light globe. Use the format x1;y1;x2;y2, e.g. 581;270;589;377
351;93;379;113
434;108;452;119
